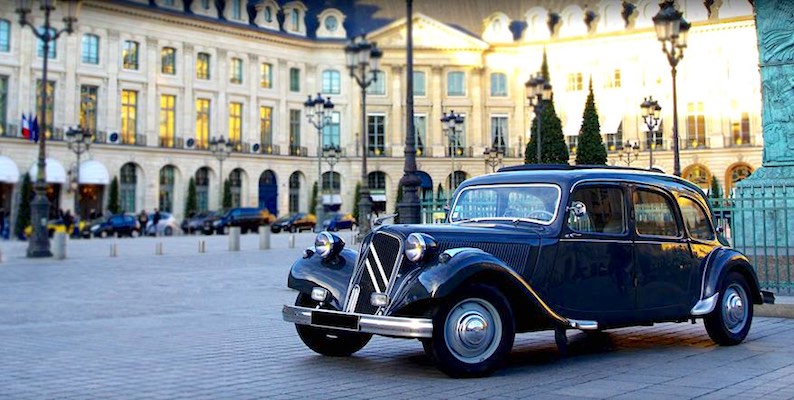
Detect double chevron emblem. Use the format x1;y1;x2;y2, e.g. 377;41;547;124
364;243;390;293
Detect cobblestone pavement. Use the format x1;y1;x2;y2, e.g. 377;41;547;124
2;233;794;399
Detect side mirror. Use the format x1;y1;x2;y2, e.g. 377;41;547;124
567;201;587;218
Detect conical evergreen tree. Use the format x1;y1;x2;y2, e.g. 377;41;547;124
222;179;232;209
107;176;121;214
185;177;198;216
525;50;569;165
309;181;318;215
709;176;723;198
352;182;360;221
576;78;608;165
540;49;550;81
15;173;32;239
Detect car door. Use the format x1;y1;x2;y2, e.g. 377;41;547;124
109;216;123;234
551;183;636;323
632;186;694;319
677;195;720;305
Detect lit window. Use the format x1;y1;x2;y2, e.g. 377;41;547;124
159;95;176;148
260;63;272;88
260;106;273;147
567;72;583;91
121;90;137;144
196;52;211;79
161;47;176;75
79;85;98;135
122;40;139;70
230;58;243;84
686;102;706;149
228;102;243;148
195;98;210;150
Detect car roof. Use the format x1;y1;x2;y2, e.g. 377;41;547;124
462;165;706;199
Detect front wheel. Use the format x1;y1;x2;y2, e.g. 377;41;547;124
430;284;515;378
294;294;372;357
704;271;753;346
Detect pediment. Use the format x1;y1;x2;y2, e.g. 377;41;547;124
368;13;489;51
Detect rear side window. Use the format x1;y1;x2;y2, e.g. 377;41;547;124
678;197;714;241
568;186;625;235
633;189;680;237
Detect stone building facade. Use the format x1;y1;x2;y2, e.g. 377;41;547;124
0;0;762;227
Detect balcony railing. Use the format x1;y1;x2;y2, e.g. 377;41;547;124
260;143;280;155
724;135;756;148
681;136;710;150
367;147;391;157
289;145;308;157
445;146;474;158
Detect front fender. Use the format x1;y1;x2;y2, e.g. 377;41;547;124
700;247;763;305
287;247;358;310
388;248;568;325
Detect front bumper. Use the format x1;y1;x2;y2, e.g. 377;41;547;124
282;305;433;338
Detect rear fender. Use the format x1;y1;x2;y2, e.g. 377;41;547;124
389;247;568;325
287;247;358;310
700;247;763;306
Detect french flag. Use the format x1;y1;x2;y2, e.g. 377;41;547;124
21;114;30;139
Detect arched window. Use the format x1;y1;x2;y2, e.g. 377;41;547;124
291;9;300;30
264;6;273;22
289;172;301;213
159;165;176;212
448;171;468;190
682;164;711;190
322;171;341;193
120;163;137;212
368;171;386;191
322;69;341;94
195;167;210;212
726;164;753;196
229;168;243;208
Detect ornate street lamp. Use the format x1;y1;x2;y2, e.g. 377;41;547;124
440;110;464;193
209;136;233;209
397;0;422;225
345;35;382;238
618;141;641;166
65;127;91;218
17;0;82;257
640;96;662;169
304;93;334;232
653;0;690;176
525;74;553;164
484;147;504;173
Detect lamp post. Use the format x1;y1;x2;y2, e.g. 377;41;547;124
653;0;690;177
618;141;641;166
440;110;464;193
17;0;82;257
304;93;334;232
345;35;382;238
65;127;90;218
525;74;553;164
484;147;504;173
640;96;662;169
323;145;340;225
209;136;232;209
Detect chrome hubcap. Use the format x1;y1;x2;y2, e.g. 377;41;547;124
723;284;748;334
444;298;502;364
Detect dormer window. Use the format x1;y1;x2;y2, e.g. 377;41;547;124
264;6;272;22
291;9;300;31
325;16;338;32
255;0;280;30
283;1;307;36
232;0;242;20
316;8;346;39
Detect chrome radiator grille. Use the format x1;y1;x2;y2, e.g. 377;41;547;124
345;232;403;315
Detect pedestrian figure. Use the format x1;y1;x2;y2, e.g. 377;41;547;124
138;209;148;237
63;209;74;233
153;208;161;236
0;208;5;240
89;208;99;220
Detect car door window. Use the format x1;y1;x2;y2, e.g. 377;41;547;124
633;189;680;237
678;197;715;241
568;186;625;235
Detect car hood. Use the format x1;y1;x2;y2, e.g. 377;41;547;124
373;223;543;276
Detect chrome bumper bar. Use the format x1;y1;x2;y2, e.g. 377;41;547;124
282;305;433;338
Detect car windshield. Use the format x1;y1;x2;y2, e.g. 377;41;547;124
450;184;562;225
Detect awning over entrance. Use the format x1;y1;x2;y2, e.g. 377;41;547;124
322;194;342;205
602;114;623;134
370;194;387;202
28;158;67;184
78;160;110;185
0;156;20;183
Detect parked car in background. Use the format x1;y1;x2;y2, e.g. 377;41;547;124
24;218;89;238
90;214;141;238
145;212;181;236
271;213;316;233
283;165;774;378
182;211;221;234
322;213;356;232
205;207;275;235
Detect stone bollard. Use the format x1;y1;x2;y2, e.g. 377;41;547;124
259;225;271;250
0;246;4;263
288;233;296;249
156;242;164;255
229;227;241;251
53;232;67;260
198;240;206;253
110;243;118;257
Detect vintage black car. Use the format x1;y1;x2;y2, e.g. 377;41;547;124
282;166;772;378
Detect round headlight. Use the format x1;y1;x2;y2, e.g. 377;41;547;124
314;232;344;259
405;233;435;263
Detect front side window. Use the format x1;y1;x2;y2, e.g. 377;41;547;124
490;73;507;97
122;40;139;70
289;68;300;92
121;89;137;144
195;98;210;150
678;197;714;241
159;94;176;148
322;70;340;94
0;19;10;52
196;52;211;80
230;58;243;84
368;114;385;156
79;85;98;135
260;63;272;88
451;184;562;225
568;186;625;234
367;71;385;95
81;34;99;64
447;71;465;96
633;189;679;237
413;71;426;96
161;47;176;75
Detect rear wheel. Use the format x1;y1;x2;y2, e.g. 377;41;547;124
294;293;371;357
430;284;515;378
100;230;108;238
164;226;173;236
704;271;753;346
